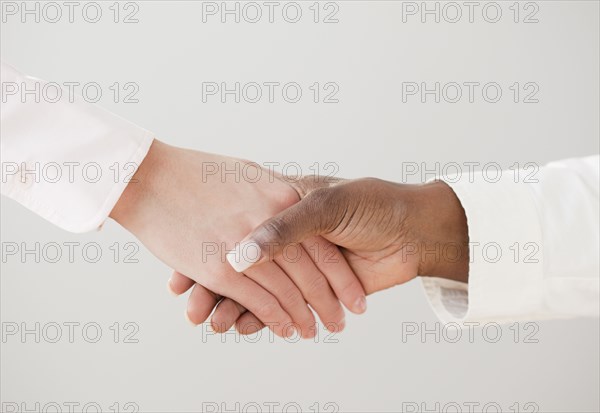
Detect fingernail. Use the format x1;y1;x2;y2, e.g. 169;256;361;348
327;318;345;333
210;321;219;332
226;240;261;272
354;296;367;314
185;311;197;327
167;279;178;297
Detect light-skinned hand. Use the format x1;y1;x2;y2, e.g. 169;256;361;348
111;141;367;338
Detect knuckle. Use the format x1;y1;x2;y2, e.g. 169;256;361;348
338;278;360;299
293;175;318;198
307;186;334;205
255;216;289;248
281;286;304;307
255;299;280;320
304;275;331;301
306;187;348;232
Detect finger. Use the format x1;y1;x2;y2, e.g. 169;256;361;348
168;271;195;296
211;299;247;333
186;283;219;326
303;237;367;314
225;188;333;272
203;271;295;339
276;245;345;333
244;261;316;339
236;312;266;335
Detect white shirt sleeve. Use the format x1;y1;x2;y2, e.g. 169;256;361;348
0;62;154;233
421;156;600;324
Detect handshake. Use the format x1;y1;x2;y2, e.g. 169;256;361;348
110;140;469;339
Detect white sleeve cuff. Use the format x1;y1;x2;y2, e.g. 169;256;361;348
420;169;546;325
1;62;154;233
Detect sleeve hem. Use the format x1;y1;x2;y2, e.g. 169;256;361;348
2;133;154;233
421;172;546;324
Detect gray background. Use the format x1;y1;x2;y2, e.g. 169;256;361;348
1;1;599;412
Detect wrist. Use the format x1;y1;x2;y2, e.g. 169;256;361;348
416;181;469;283
109;139;165;228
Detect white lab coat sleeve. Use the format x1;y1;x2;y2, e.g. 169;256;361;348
0;62;154;233
420;156;600;324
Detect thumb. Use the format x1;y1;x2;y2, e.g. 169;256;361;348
226;190;328;272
